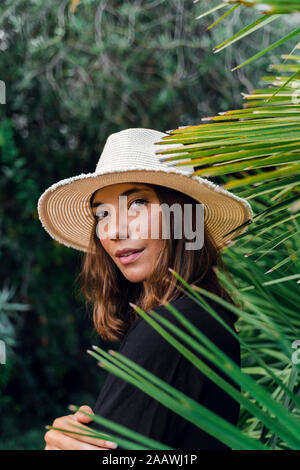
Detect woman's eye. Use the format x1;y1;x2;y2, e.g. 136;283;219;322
130;198;147;207
95;207;109;221
95;209;109;221
95;199;147;221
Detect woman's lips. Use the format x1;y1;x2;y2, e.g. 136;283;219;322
117;249;145;265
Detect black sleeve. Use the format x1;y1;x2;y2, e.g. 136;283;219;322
87;297;240;450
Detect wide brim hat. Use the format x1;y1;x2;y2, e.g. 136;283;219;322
37;128;254;254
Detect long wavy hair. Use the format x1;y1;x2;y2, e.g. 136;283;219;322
75;183;239;341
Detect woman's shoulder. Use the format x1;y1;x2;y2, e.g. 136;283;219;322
123;293;239;356
155;293;236;326
154;294;238;342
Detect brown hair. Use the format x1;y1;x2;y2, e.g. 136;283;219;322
75;184;240;341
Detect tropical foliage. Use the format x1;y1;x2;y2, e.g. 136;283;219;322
1;0;269;449
49;0;300;450
1;0;299;450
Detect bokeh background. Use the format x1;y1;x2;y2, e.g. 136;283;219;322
0;0;298;449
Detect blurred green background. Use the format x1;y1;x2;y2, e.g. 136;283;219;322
0;0;297;449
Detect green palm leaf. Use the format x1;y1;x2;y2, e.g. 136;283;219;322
155;52;300;248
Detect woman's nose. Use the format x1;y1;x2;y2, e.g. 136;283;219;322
103;204;130;240
113;218;129;239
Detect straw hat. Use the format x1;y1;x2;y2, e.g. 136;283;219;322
37;127;254;253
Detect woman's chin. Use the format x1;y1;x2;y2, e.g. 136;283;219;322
121;266;150;283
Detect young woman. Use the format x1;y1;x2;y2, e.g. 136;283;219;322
38;128;253;450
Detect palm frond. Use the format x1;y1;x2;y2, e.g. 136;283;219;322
154;52;300;249
197;1;300;67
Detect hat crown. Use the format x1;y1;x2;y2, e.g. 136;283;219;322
95;127;194;175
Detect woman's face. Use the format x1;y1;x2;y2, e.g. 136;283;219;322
91;183;165;283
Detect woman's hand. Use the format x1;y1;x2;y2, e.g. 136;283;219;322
44;405;118;450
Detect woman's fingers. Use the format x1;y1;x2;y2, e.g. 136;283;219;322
44;406;118;450
48;415;117;449
45;429;107;450
74;405;94;424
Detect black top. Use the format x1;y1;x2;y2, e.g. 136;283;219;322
88;295;241;450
